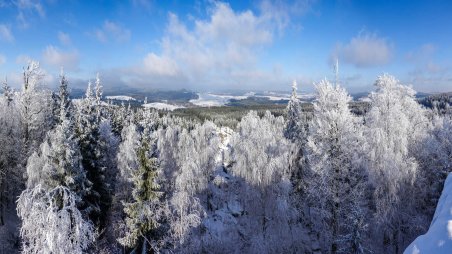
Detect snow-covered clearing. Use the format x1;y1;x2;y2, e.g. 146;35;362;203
142;102;185;111
190;93;248;106
105;95;136;101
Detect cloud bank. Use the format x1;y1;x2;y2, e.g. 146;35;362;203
122;1;312;90
333;32;393;68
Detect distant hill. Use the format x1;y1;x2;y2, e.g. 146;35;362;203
68;87;197;104
64;86;450;111
351;91;432;101
418;92;452;113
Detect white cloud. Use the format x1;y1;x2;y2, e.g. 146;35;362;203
95;20;131;43
16;0;45;17
15;0;45;28
125;1;309;90
42;45;79;71
0;24;14;42
58;31;71;46
258;0;315;31
142;53;180;76
333;32;393;68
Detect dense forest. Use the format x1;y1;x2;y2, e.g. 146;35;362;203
0;61;451;253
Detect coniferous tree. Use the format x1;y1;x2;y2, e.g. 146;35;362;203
0;80;23;228
285;80;307;142
284;80;312;240
2;77;13;106
76;80;112;228
118;124;163;252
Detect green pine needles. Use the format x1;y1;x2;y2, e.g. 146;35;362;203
120;130;162;249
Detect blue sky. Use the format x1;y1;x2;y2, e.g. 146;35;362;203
0;0;451;93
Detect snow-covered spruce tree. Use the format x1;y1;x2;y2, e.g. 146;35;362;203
0;80;23;228
364;74;428;253
116;122;164;253
75;80;113;228
285;80;308;142
285;79;311;191
2;77;13;106
306;79;369;254
284;80;313;245
94;73;103;121
229;111;299;253
17;98;95;253
137;107;160;132
54;69;71;124
110;101;128;136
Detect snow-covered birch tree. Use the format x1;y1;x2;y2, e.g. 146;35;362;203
306;79;369;253
365;74;428;253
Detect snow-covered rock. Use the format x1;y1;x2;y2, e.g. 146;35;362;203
404;173;452;254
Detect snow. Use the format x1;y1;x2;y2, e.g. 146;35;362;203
358;96;372;102
142;102;185;111
404;173;452;254
190;92;315;106
105;95;136;101
215;126;233;165
190;93;248;107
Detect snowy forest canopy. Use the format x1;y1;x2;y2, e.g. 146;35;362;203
0;61;451;254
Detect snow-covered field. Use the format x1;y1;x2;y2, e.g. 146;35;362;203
404;173;452;254
190;93;248;106
190;92;314;106
105;95;136;101
142;102;185;111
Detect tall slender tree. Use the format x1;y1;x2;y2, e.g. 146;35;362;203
306;79;369;253
365;74;428;253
